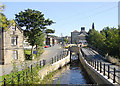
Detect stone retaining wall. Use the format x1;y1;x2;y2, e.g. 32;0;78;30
38;51;70;80
79;50;116;86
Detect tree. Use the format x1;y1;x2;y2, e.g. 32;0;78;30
0;13;9;30
0;3;5;12
87;26;120;59
45;29;55;38
15;9;54;57
0;3;9;30
64;38;68;44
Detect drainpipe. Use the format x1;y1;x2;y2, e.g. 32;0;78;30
2;28;4;65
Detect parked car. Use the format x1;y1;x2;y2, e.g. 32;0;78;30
44;45;49;48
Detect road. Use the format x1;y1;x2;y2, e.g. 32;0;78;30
0;44;64;76
81;48;120;84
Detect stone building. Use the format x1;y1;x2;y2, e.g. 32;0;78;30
45;35;57;46
71;27;88;45
1;20;24;65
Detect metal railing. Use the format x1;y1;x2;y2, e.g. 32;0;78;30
81;49;120;85
0;50;69;85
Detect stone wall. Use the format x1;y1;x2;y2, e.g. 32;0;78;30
38;52;70;80
79;50;116;85
3;25;24;64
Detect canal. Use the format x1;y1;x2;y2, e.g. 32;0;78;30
50;55;94;85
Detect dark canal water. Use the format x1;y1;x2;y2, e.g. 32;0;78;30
51;55;94;85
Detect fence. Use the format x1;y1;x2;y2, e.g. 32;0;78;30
81;49;120;85
0;50;69;85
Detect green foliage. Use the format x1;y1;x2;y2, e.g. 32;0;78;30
87;27;120;59
64;38;68;44
45;29;55;34
0;3;5;12
0;13;9;30
24;50;36;60
15;9;55;56
1;61;45;85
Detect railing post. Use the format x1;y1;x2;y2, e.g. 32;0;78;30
26;71;28;83
11;75;14;85
113;68;116;83
43;60;46;66
43;60;45;66
23;70;24;84
18;74;20;84
4;78;6;86
28;67;30;73
57;56;59;61
95;60;96;69
100;62;102;73
97;61;99;71
108;65;110;79
39;61;41;68
31;65;32;73
92;61;94;67
103;63;105;76
52;58;53;64
55;56;56;62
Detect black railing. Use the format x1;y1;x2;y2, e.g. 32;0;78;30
80;49;120;85
0;50;69;85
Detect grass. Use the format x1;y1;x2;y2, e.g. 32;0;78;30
24;49;36;60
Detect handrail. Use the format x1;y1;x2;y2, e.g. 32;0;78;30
80;48;120;85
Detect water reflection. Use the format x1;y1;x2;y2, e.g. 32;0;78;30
52;59;94;84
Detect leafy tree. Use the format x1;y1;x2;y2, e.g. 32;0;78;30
64;38;68;44
15;9;54;57
0;3;5;12
0;13;9;30
87;26;120;59
45;29;55;37
0;3;9;30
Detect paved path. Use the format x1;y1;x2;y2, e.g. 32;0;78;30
0;44;64;76
81;48;120;84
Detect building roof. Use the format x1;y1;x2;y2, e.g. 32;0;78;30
78;32;88;36
72;30;79;33
4;19;23;33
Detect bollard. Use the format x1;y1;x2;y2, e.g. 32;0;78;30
108;65;110;79
113;68;116;83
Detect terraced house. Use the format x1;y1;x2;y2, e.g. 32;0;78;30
1;20;24;65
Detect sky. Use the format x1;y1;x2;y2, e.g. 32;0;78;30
1;1;119;36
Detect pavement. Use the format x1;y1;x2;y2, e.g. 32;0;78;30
0;44;64;76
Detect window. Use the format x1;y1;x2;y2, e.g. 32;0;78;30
12;25;16;31
11;36;18;45
13;50;18;60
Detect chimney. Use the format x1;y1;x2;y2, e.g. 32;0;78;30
81;27;85;32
